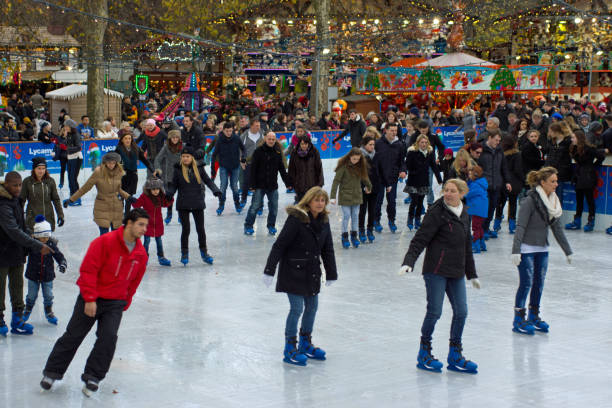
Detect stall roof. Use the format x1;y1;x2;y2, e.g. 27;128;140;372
46;84;124;100
0;26;79;47
51;70;88;83
414;52;496;67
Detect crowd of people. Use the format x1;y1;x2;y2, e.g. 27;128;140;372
0;87;609;395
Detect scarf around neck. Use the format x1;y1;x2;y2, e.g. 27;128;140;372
145;126;160;137
360;147;375;160
535;185;563;220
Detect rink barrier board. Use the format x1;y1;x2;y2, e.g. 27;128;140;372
2;127;612;215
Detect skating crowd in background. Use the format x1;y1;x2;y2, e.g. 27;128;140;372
7;88;612;394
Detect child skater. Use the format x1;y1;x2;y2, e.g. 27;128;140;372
23;215;67;325
132;178;174;266
330;147;372;248
263;187;337;366
465;165;489;253
439;148;455;183
405;135;442;231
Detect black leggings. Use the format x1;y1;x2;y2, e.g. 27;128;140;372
408;194;425;221
575;187;596;220
59;158;67;186
178;209;207;253
121;170;138;214
496;189;519;220
358;191;377;231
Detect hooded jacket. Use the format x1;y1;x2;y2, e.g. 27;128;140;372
571;144;605;189
479;142;510;191
330;163;372;206
181;124;206;160
0;183;43;267
166;163;220;210
521;141;545;178
240;129;265;161
465;177;489;218
375;136;407;187
20;175;64;231
212;133;246;170
333;115;367;147
77;226;148;310
264;206;337;296
132;193;173;238
503;149;524;193
25;238;66;282
402;198;477;280
153;142;182;190
287;142;324;194
405;146;442;188
544;136;572;182
70;165;130;229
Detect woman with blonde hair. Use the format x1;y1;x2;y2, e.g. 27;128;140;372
363;126;381;140
448;148;475;182
62;152;130;235
511;167;572;335
263;186;337;366
400;179;480;374
166;147;221;265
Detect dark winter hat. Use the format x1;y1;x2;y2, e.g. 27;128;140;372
551;112;563;120
409;106;420;116
102;151;122;164
259;112;268;118
64;118;78;129
32;156;47;168
144;178;164;192
181;146;195;156
579;113;591;122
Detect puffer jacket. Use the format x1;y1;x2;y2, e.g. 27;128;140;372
288;143;324;194
154;143;182;190
465;177;489;218
402;198;477;280
264;206;337;296
70;165;130;229
479;143;510;191
20;175;64;231
330;164;372;206
25;238;66;282
132;193;173;237
545;137;572;182
512;188;572;255
166;163;220;210
0;183;43;267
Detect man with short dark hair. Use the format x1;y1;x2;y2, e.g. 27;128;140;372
77;115;94;139
333;109;367;147
213;122;246;215
0;172;54;336
41;209;149;397
239;119;264;205
492;99;514;132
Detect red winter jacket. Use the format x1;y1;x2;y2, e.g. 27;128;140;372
77;226;148;310
132;193;173;237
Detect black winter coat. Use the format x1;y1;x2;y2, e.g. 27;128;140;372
479;143;510;191
334;116;367;147
571;145;605;189
212;134;246;170
545;137;572;182
364;153;381;195
0;184;43;268
139;128;167;162
264;207;337;296
181;124;206;160
520;142;545;178
504;150;524;192
288;144;324;194
65;129;82;155
167;163;220;210
402;198;477;280
408;132;446;160
375;137;407;187
405;147;442;188
249;143;291;190
25;239;66;282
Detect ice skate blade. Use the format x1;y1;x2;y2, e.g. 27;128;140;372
283;357;307;366
447;365;478;374
512;327;535;335
533;327;549;333
10;329;33;335
82;386;95;397
304;354;326;361
416;363;442;373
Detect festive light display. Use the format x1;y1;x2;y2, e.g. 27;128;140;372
134;74;149;94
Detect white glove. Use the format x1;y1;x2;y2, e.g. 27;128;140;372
471;279;481;289
398;265;413;276
511;254;522;266
566;255;572;265
325;280;335;287
263;274;273;288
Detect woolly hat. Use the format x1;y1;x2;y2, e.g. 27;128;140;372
102;151;122;164
32;156;47;168
64;118;78;129
444;148;454;156
144;178;165;192
259;112;268;118
181;146;195;156
168;129;181;139
23;117;31;124
579;113;591;121
145;118;156;127
33;215;52;238
551;112;564;120
409;106;420;116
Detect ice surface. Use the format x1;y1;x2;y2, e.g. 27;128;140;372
1;162;611;407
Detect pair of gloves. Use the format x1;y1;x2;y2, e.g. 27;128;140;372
262;275;335;288
397;265;482;289
59;261;67;274
511;254;572;266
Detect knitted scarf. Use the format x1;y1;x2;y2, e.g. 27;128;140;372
535;185;563;220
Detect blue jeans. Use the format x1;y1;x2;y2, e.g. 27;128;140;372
98;223;116;236
421;273;468;343
285;294;318;338
427;168;434;205
515;252;549;309
143;236;164;257
26;279;54;308
375;182;398;223
341;205;359;232
67;158;82;196
244;189;278;229
219;166;240;204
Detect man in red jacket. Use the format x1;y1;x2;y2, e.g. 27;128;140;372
40;208;149;397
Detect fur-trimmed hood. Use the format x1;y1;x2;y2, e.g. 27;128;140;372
286;205;329;224
504;148;519;156
0;183;12;200
408;145;433;153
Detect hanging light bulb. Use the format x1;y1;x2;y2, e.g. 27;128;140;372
418;19;424;25
322;48;330;55
361;19;367;25
256;19;263;25
433;18;440;25
574;17;583;24
374;19;379;24
373;57;379;63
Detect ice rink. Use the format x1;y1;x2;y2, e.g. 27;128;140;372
1;162;611;407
